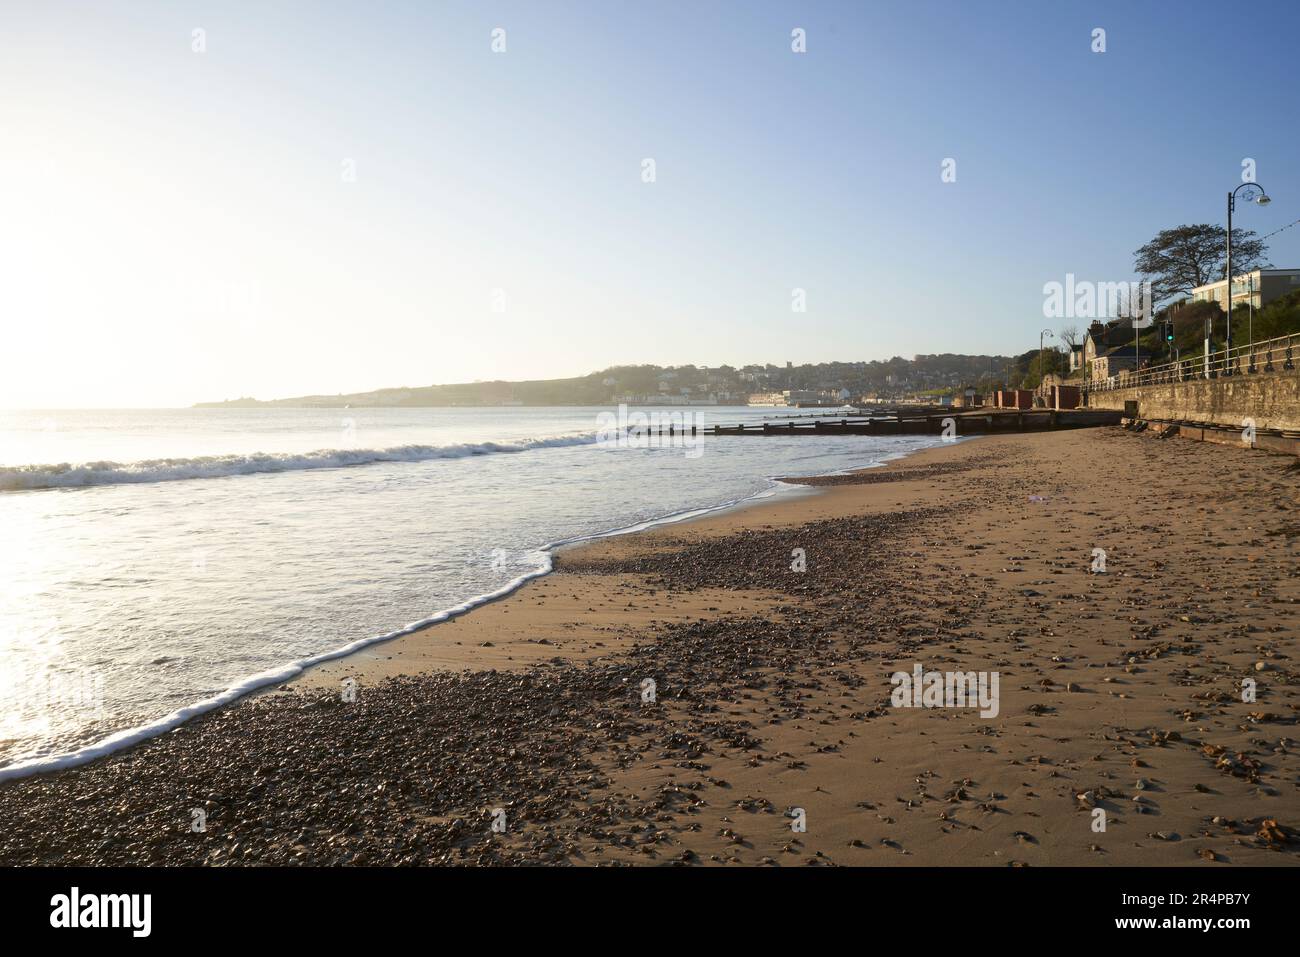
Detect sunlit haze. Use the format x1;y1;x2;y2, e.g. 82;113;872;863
2;0;1297;407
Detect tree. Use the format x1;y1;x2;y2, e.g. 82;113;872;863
1166;299;1221;354
1251;289;1300;343
1133;224;1269;305
1056;325;1080;376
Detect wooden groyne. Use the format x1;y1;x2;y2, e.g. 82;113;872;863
708;408;1121;437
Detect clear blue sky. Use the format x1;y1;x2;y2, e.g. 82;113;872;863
2;0;1297;406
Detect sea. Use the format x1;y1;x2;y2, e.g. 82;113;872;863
0;405;950;779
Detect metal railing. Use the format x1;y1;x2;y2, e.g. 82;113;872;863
1082;331;1300;393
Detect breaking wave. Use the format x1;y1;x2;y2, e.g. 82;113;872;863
0;434;600;492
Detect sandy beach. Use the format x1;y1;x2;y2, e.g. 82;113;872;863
1;426;1297;866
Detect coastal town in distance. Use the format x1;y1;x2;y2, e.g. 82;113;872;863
2;0;1298;944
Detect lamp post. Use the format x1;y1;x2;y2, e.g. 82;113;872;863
1247;272;1256;372
1219;182;1271;377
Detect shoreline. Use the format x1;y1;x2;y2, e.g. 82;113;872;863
1;428;1297;866
0;439;933;782
285;438;962;692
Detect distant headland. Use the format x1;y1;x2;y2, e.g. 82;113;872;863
194;355;1016;409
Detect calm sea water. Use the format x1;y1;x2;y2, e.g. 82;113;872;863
0;406;948;777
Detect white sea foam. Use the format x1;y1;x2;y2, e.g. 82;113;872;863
0;549;554;782
0;434;599;492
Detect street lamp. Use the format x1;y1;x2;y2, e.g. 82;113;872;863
1218;182;1271;377
1246;272;1257;372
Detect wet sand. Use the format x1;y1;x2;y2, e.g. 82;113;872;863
1;428;1297;865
